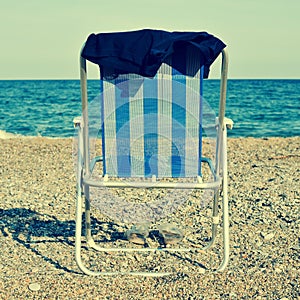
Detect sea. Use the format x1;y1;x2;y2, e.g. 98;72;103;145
0;79;299;138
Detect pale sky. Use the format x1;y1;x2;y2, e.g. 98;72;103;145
1;0;299;79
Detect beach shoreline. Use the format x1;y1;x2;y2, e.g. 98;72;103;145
0;136;299;299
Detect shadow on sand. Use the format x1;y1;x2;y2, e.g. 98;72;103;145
0;208;125;274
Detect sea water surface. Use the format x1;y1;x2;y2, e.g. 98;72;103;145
0;79;299;138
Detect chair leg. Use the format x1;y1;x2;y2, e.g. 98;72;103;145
203;189;219;250
216;127;230;272
217;190;229;271
75;182;91;273
83;186;94;245
75;190;115;275
74;179;116;275
74;125;102;275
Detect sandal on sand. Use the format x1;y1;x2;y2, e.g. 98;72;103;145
125;224;149;245
158;223;184;245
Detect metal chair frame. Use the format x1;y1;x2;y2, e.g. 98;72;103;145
73;47;232;276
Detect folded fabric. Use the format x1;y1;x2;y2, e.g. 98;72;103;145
81;29;226;79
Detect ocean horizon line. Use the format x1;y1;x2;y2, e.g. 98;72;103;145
1;78;300;81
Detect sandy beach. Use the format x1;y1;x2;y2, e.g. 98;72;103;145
0;136;299;299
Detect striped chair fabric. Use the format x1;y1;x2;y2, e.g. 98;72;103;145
100;52;204;178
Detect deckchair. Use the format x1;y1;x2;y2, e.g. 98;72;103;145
73;29;233;276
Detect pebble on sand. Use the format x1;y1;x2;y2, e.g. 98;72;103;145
28;283;41;291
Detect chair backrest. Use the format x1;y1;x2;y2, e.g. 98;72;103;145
100;50;204;178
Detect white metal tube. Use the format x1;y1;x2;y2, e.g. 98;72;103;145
75;45;230;276
83;178;221;189
216;126;230;272
218;48;229;129
80;55;90;176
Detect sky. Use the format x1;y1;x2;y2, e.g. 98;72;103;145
1;0;299;79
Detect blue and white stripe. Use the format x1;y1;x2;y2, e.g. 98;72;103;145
101;59;203;178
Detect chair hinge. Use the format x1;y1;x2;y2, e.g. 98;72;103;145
73;116;83;128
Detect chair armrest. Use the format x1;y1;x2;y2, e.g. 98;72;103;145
224;117;234;130
73;116;83;128
215;117;234;130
